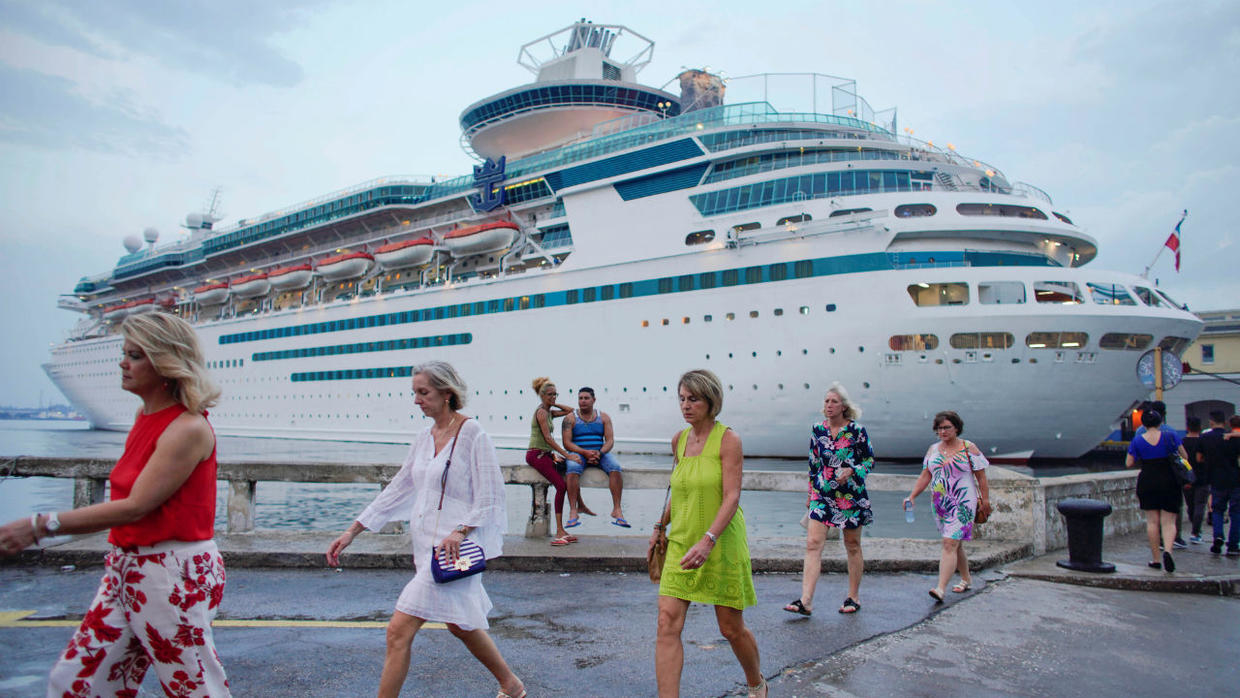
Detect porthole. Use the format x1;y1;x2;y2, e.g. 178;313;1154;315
862;382;870;389
749;310;759;318
799;306;809;315
685;230;716;245
751;352;757;357
776;350;782;356
642;320;649;327
774;308;784;316
858;346;865;352
682;317;690;324
728;353;734;358
704;315;713;322
661;318;669;326
803;383;810;389
726;313;736;320
778;383;784;389
752;384;758;390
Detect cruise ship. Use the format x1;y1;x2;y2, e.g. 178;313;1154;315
45;20;1202;459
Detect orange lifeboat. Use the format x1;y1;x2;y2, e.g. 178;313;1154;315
268;264;314;291
193;282;229;306
128;298;157;315
442;221;519;256
102;299;154;321
316;251;374;281
374;237;434;270
230;272;271;299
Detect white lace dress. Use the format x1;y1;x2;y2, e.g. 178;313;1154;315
356;419;507;630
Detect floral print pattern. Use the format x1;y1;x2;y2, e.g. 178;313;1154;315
48;544;230;697
808;420;875;528
923;440;989;541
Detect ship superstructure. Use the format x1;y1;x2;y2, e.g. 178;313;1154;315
46;20;1202;459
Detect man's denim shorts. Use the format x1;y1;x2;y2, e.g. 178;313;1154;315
566;451;622;475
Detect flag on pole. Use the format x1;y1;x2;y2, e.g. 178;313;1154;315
1164;210;1187;272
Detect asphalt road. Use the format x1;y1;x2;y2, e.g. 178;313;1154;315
2;565;1237;696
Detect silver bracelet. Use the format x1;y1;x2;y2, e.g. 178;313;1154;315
703;530;718;544
29;513;41;543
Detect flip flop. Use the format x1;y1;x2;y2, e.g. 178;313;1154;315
565;517;581;528
611;516;632;528
563;534;578;543
838;597;861;614
952;581;972;593
782;599;812;616
929;588;944;604
550;535;574;546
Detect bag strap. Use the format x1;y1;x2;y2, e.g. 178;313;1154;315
657;430;688;529
436;416;469;511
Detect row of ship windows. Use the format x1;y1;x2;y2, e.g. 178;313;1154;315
252;333;472;362
887;333;1190;352
906;281;1180;308
642;304;838;326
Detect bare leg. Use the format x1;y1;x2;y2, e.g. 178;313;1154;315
934;538;960;596
445;624;523;696
566;473;582;520
715;605;763;690
842;527;864;603
609;471;625;519
1159;510;1177;556
655;596;690;698
797;520;827;612
378;611;424;698
955;542;970;584
1144;510;1162;562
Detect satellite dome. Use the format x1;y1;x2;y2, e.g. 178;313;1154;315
143;227;159;244
123;235;142;253
185;212;203;228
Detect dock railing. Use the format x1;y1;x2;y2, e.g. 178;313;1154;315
3;456;1142;554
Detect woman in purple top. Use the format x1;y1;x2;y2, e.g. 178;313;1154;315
1126;410;1190;572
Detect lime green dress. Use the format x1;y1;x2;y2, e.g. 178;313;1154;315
658;422;757;609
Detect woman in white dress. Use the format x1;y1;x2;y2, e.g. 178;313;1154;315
327;361;524;698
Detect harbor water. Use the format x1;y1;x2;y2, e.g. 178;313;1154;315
0;420;1124;543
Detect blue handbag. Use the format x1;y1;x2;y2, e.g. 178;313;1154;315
428;417;487;583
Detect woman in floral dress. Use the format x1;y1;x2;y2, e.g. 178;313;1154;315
904;410;990;603
784;383;875;616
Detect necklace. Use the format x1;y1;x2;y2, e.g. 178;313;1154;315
433;414;460;440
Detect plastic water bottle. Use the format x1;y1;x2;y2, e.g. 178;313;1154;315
904;500;915;523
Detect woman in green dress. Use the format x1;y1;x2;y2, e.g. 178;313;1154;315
648;369;764;697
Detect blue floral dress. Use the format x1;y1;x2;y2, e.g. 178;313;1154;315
923;440;990;540
808;420;875;528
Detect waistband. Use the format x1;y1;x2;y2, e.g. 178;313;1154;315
115;539;218;557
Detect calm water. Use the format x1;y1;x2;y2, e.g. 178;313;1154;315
0;420;1123;541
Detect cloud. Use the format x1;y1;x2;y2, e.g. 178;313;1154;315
0;63;189;156
0;0;327;87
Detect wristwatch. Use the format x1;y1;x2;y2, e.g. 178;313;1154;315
703;530;718;544
453;524;469;535
45;512;62;534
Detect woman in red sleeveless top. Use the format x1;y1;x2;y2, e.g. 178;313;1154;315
0;313;230;697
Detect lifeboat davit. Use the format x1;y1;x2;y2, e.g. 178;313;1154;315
442;221;519;256
230;272;271;299
268;264;314;291
374;238;434;270
193;282;229;306
316;252;374;281
102;299;153;322
128;298;157;315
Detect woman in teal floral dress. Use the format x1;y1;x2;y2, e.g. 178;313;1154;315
784;383;874;616
904;410;990;603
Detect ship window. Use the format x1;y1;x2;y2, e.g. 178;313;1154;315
794;260;812;278
1159;336;1189;354
907;282;969;306
1154;290;1183;309
978;281;1026;305
826;304;837;311
600;286;614;301
950;332;1015;349
678;275;694;292
699;273;716;289
889;334;939;351
582;288;596;303
619;283;633;298
658;278;673;294
745;266;762;284
956;203;1048;219
1131;286;1167;307
769;264;788;281
774;308;784;316
800;306;809;315
829;207;872;217
732;222;761;233
685;230;716;245
894;204;937;217
722;270;739;286
1099;333;1153;350
1053;212;1074;225
704;315;713;322
1033;281;1084;304
726;312;736;320
749;310;759;318
566;289;578;305
518;296;530;310
504;298;516;311
777;213;812;226
1026;332;1089;349
1086;283;1136;306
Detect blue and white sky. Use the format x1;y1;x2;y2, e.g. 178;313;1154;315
0;0;1236;407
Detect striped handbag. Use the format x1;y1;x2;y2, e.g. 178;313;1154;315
428;417;487;584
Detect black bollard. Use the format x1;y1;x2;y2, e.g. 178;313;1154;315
1055;498;1116;573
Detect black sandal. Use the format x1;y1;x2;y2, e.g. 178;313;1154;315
838;597;861;614
783;598;812;616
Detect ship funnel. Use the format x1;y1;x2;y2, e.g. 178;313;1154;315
677;69;725;113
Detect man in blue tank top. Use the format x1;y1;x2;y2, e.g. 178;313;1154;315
563;387;629;527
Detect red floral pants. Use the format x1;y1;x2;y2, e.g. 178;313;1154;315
47;540;230;698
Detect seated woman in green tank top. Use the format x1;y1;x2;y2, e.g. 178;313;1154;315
649;369;764;697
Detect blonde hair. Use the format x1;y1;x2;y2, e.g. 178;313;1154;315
531;376;555;395
121;313;220;414
678;369;723;419
824;382;862;421
413;361;467;410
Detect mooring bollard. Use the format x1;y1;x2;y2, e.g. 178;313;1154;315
1055;497;1116;573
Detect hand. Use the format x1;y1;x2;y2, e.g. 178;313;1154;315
679;537;714;570
587;450;600;464
835;467;854;484
569;453;583;465
0;517;37;557
325;530;356;567
902;496;914;509
438;530;465;563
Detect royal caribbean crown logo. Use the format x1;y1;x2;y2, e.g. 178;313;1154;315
469;156;506;212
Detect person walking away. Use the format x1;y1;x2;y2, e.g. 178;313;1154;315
1180;417;1208;544
1124;410;1191;571
562;387;629;527
784;382;874;616
649;369;764;697
904;410;990;602
1204;414;1240;555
